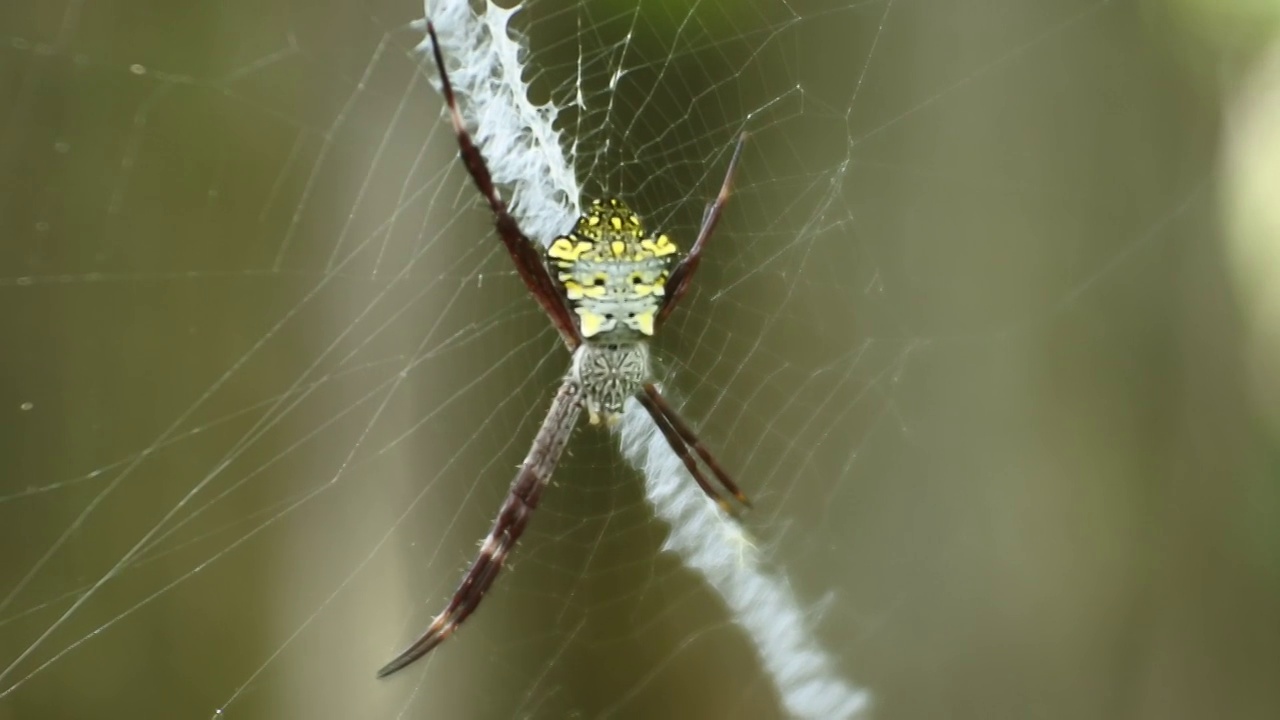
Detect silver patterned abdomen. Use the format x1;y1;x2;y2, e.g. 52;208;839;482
547;198;677;343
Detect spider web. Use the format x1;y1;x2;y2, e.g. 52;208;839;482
0;0;1228;718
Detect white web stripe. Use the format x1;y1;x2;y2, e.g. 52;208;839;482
421;1;869;717
413;0;580;241
619;402;870;719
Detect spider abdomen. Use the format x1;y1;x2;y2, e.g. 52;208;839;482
548;198;676;343
570;341;650;425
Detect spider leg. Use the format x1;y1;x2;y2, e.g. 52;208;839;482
378;380;582;678
655;131;748;329
634;389;742;516
641;383;752;509
424;20;582;351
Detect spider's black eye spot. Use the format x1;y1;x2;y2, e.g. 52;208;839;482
594;277;605;285
631;276;642;284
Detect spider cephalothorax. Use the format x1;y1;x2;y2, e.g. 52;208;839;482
377;17;749;679
570;341;650;426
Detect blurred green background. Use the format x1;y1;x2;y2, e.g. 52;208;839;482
2;0;1278;718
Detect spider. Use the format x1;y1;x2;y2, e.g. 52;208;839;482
377;19;750;678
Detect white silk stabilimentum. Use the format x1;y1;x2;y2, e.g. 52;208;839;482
414;1;580;241
417;2;870;717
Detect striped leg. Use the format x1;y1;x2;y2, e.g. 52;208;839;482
423;19;582;351
377;380;582;677
655;132;747;329
640;383;751;510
